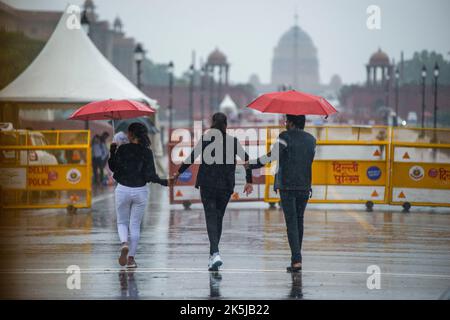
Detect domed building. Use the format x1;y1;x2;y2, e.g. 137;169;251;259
207;48;228;66
366;48;392;87
205;48;229;86
113;16;123;33
271;18;320;93
329;74;343;92
205;48;230;111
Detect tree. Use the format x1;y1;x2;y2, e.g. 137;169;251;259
0;31;45;90
400;50;450;85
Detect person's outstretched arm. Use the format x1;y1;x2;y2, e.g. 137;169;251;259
143;148;168;186
235;137;253;184
235;137;254;195
176;137;204;176
247;134;287;170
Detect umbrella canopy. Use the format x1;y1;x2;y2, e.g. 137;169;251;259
68;99;155;121
247;90;337;116
114;118;159;134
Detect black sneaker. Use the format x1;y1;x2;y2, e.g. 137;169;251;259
287;263;302;273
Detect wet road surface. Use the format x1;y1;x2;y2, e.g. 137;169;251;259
0;184;449;299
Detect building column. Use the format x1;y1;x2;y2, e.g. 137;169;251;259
225;65;229;87
366;65;371;86
373;66;377;86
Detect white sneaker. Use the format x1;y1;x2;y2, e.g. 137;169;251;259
127;257;137;269
208;253;223;271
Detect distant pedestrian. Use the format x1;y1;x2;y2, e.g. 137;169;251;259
109;122;171;268
92;135;107;185
247;115;316;272
113;131;130;146
99;131;110;183
173;112;253;271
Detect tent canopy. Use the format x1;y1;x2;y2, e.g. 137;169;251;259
0;5;156;107
219;94;238;113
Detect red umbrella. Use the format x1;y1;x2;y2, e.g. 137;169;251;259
68;99;155;121
68;99;155;134
247;90;337;117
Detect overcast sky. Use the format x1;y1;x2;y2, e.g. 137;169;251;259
4;0;450;85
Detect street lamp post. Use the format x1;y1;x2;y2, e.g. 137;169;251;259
394;68;399;126
384;70;391;125
208;67;214;116
433;62;439;129
134;43;145;89
421;65;427;129
386;69;391;122
188;64;195;127
167;61;174;134
81;10;90;35
81;10;90;130
200;65;206;123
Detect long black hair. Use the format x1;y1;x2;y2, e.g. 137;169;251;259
128;122;151;148
211;112;227;135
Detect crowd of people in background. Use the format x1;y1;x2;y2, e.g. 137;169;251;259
91;131;110;185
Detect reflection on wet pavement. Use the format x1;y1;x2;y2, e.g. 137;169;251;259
0;184;449;299
289;272;303;299
119;270;139;299
209;272;222;299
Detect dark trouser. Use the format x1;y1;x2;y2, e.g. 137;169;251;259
200;187;233;255
92;157;104;184
279;189;310;264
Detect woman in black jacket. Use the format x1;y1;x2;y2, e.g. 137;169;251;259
173;112;253;271
109;122;169;268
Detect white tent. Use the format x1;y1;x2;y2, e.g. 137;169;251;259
219;94;238;114
0;5;166;174
0;5;156;106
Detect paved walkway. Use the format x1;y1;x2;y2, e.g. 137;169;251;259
0;185;449;299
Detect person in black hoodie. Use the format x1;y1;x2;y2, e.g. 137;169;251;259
173;112;253;271
109;122;169;268
247;114;316;272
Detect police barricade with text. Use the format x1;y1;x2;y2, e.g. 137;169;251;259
0;130;91;210
168;126;267;208
264;126;391;207
389;128;450;208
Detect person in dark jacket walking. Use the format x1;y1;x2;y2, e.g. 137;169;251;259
92;134;108;185
247;114;316;272
109;122;170;268
173;112;253;271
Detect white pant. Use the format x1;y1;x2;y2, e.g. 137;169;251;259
115;184;148;257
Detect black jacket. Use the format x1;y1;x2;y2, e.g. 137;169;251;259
108;143;168;187
178;131;252;192
250;128;316;191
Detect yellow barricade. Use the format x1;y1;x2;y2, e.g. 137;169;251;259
389;128;450;208
264;126;391;205
0;130;91;209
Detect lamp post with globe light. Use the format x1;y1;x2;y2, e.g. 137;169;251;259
433;62;439;129
421;65;427;129
134;43;145;90
81;10;90;130
394;68;400;126
167;61;174;133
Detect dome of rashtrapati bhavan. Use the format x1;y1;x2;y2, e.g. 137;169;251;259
271;17;320;93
